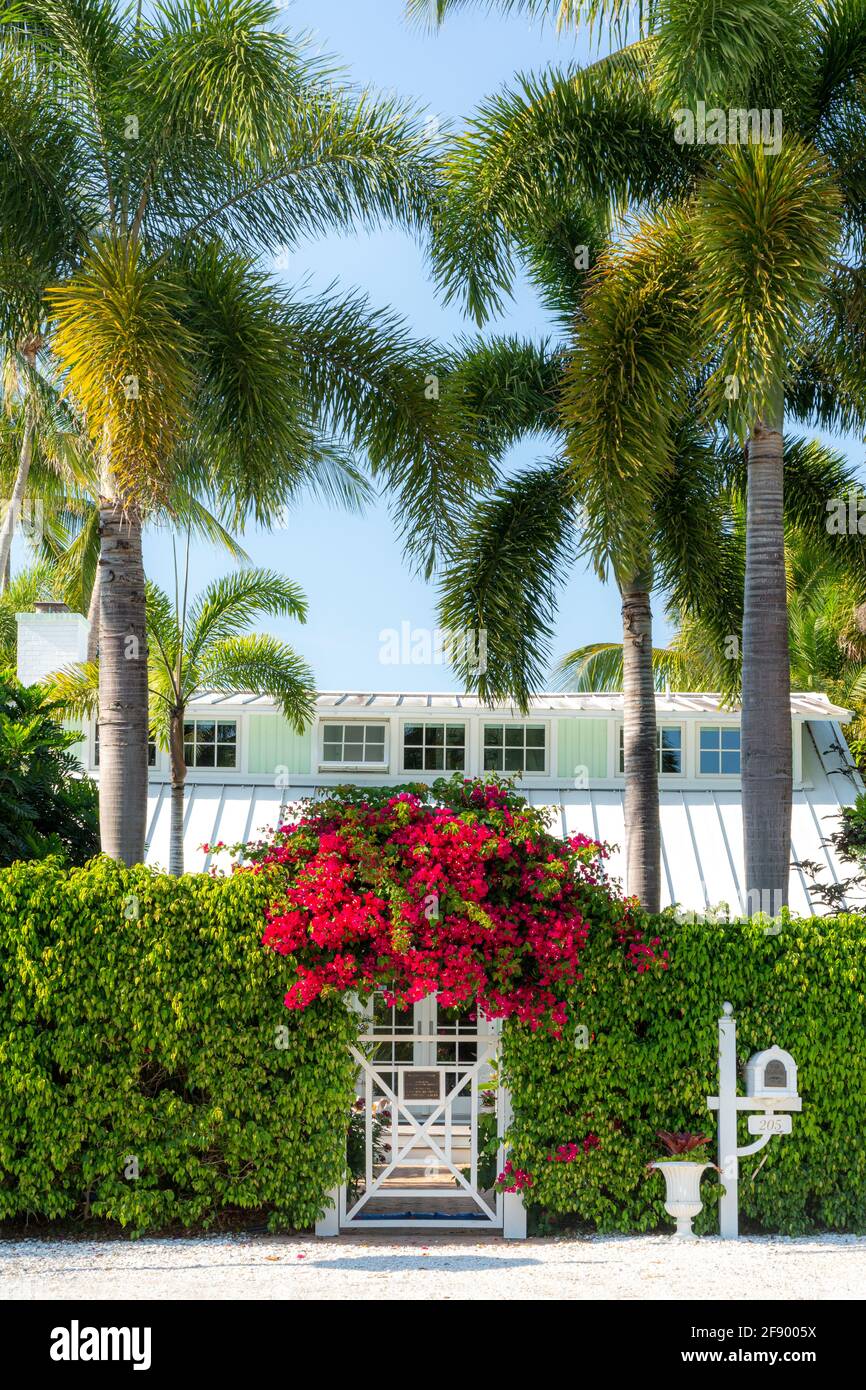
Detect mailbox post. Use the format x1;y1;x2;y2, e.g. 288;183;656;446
707;1002;802;1239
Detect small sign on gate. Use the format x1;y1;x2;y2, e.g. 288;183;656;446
402;1070;442;1101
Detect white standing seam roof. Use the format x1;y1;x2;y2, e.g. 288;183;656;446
184;690;854;719
143;713;865;916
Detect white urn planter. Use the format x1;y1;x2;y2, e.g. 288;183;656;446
650;1160;711;1239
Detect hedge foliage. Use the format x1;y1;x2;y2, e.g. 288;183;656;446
0;857;357;1234
2;855;865;1237
502;913;866;1234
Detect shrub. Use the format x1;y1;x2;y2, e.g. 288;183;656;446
502;913;866;1234
0;673;99;866
248;776;664;1027
0;857;356;1234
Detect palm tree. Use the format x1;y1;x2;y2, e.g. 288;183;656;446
415;0;866;911
51;565;315;875
0;0;486;866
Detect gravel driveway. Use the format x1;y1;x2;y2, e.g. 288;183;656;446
2;1232;865;1300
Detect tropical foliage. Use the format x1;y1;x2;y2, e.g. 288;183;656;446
418;0;866;913
0;0;485;865
50;565;316;874
0;671;98;865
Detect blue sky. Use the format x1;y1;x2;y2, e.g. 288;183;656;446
134;1;860;693
139;0;623;693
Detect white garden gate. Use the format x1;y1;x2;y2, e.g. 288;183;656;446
316;995;525;1236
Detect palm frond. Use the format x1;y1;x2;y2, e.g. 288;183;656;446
196;632;315;731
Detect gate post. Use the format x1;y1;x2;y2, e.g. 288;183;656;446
315;1186;340;1237
498;1082;527;1239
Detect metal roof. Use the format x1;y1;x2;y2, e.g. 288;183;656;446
184;690;854;720
144;717;864;915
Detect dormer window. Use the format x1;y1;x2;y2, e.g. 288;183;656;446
183;719;237;769
482;723;546;773
619;725;683;774
321;721;387;768
699;726;741;775
403;722;466;772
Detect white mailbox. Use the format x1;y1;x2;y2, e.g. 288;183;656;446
707;1006;803;1238
744;1046;798;1101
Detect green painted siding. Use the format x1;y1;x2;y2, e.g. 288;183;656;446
247;714;312;775
556;718;608;780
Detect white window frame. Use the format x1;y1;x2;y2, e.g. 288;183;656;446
400;719;468;775
697;723;741;777
617;722;685;776
182;715;240;772
318;719;389;771
481;720;549;776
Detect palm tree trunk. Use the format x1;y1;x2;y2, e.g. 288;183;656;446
98;497;149;865
0;411;35;593
86;565;101;663
168;707;186;876
620;571;661;912
742;419;791;913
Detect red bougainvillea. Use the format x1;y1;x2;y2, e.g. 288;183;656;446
237;777;666;1030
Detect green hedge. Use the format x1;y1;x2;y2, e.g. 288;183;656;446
0;857;357;1234
3;858;865;1237
502;913;866;1234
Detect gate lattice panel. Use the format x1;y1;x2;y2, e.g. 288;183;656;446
339;1007;506;1231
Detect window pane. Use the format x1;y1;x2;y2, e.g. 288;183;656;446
196;722;215;743
504;726;524;748
404;747;423;770
446;725;464;747
661;749;681;773
403;724;423;747
425;725;444;747
699;751;718;774
147;743;157;767
183;722;194;739
426;746;444;770
504;748;524;771
661;728;681;750
722;728;740;750
216;744;236;768
196;744;215;767
217;722;236;743
445;747;465;771
363;741;385;763
525;748;545;772
721;750;740;774
183;743;194;765
484;749;503;771
343;726;363;749
484;725;503;748
525;726;545;747
700;728;719;750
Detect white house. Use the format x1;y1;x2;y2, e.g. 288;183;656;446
18;607;864;915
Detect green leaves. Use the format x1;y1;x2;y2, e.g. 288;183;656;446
0;672;99;865
694;140;843;436
48;236;195;502
438;460;581;708
503;912;866;1233
0;856;356;1232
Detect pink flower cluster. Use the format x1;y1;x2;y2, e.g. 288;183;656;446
547;1133;601;1163
246;779;666;1028
496;1160;534;1193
